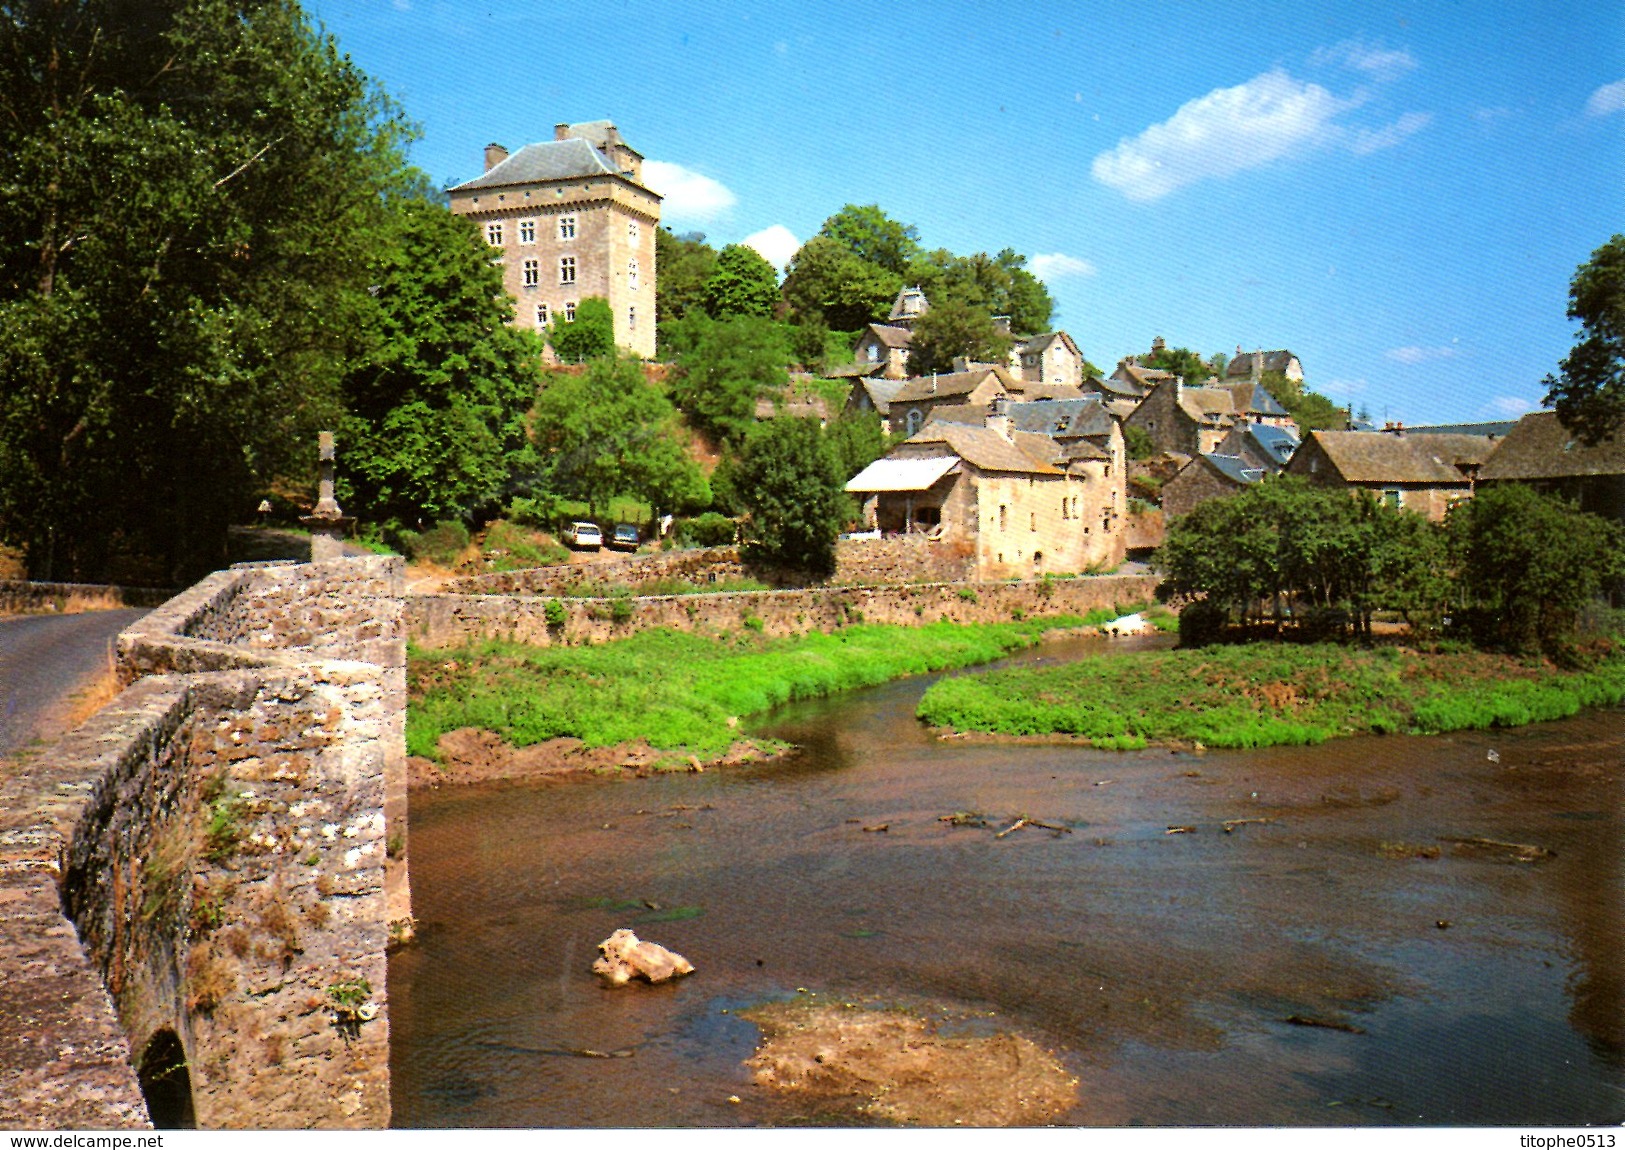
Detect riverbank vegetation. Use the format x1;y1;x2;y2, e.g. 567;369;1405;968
407;614;1143;762
916;639;1625;750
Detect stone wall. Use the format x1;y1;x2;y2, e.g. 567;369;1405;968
0;580;175;616
0;556;406;1129
408;572;1162;651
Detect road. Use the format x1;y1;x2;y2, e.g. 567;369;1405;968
0;609;148;758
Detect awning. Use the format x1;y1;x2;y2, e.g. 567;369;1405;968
845;455;959;493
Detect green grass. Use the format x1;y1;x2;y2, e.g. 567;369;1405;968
407;617;1088;762
916;641;1625;749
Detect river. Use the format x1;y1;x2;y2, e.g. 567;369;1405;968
389;635;1624;1127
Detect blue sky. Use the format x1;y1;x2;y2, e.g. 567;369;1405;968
307;0;1622;426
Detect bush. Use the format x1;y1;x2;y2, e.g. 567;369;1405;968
399;519;470;567
1177;600;1227;648
676;512;738;548
544;599;567;628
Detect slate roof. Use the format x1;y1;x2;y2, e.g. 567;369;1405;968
1478;411;1625;481
451;138;625;191
920;403;989;427
1113;361;1173;390
891;367;1009;404
1232;422;1299;468
1223;382;1291;419
1178;385;1238;425
901;423;1062;475
1087;374;1147;399
1200;453;1266;485
1062;440;1111;462
824;360;887;379
1403;421;1518;438
1404;432;1500;471
846;377;905;416
1008;397;1115;439
862;323;914;350
1303;431;1466;484
1226;350;1299;378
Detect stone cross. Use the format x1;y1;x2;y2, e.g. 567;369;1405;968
301;430;353;562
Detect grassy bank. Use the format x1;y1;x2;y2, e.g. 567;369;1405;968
405;614;1142;762
916;641;1625;750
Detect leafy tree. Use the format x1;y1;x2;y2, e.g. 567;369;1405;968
1449;484;1624;656
906;297;1013;376
1262;370;1346;433
655;228;716;342
734;418;848;578
703;243;779;320
550;297;616;363
1123;425;1156;461
668;315;790;445
781;235;901;331
1145;345;1211;386
816;204;920;277
529;355;706;519
1544;234;1625;445
909;248;1054;334
1209;351;1231;378
825;412;889;481
0;0;411;581
339;199;540;530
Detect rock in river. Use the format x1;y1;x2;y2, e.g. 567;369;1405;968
592;929;695;986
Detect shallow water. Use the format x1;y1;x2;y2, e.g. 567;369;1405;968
390;636;1625;1126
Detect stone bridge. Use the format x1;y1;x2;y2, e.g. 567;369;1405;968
0;555;407;1129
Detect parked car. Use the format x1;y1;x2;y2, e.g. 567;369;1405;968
609;523;640;551
562;521;602;549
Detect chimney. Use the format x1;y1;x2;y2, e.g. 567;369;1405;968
952;355;971;373
1251;347;1262;383
1152;335;1166;354
992;315;1011;335
483;142;509;171
987;394;1012;440
554;122;571;141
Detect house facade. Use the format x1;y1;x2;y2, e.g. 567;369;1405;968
1124;379;1237;457
1011;331;1086;388
1163;453;1265;519
1284;430;1472;520
1478;411;1625;524
886;366;1016;439
1226;348;1304;384
447;121;660;359
846;404;1125;580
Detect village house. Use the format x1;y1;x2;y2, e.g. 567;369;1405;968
1215;421;1300;473
1221;381;1296;431
1478;411;1625;525
852;323;915;379
845;398;1125;579
886;365;1016;438
1010;330;1087;388
1284;429;1474;520
447;121;659;359
1124;378;1238;457
1226;348;1304;384
1162;453;1267;518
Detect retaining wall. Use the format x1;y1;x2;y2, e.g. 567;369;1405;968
0;556;406;1129
409;572;1162;650
0;581;176;616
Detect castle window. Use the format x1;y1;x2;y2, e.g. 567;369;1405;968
536;303;550;326
522;258;539;287
560;256;576;285
519;219;536;244
904;409;923;437
565;301;577;322
1030;512;1037;532
628;259;639;290
485;221;504;246
628;221;640;243
558;215;577;241
628;306;637;330
999;505;1007;532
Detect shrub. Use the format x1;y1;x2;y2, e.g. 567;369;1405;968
957;587;979;603
1177;600;1227;647
399;519;470;567
611;592;635;624
676;512;738;548
544;599;567;628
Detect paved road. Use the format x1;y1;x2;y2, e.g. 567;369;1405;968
0;609;148;757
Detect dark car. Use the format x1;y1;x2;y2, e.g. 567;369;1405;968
609;523;640;551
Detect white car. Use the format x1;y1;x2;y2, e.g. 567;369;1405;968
563;522;602;549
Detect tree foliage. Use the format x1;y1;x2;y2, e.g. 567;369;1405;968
1262;370;1347;433
734;418;849;578
1544;234;1625;445
668;314;791;446
1145;346;1211;386
781;234;902;331
549;297;617;364
910;248;1054;335
1449;484;1624;656
906;297;1013;376
703;243;779;320
655;228;716;348
825;412;890;482
0;0;412;581
817;204;921;277
339;199;540;530
529;355;707;519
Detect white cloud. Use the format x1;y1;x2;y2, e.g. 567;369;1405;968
1090;70;1356;202
1318;377;1368;398
1483;395;1538;418
1585;79;1625;117
1350;111;1433;155
1029;253;1097;280
741;224;801;273
1312;39;1417;80
641;160;737;224
1385;345;1459;365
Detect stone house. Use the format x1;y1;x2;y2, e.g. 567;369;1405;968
1163;453;1266;519
1011;331;1086;388
447;121;659;359
845;400;1125;579
1478;411;1625;524
1124;379;1238;457
887;365;1017;439
1222;382;1296;431
1284;429;1472;520
1214;421;1299;473
838;373;906;434
853;323;915;379
1226;348;1304;384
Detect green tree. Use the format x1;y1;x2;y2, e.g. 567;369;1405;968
339;199;541;530
825;412;889;481
1123;425;1156;461
906;297;1013;376
1145;345;1211;385
1209;351;1231;377
781;235;901;331
703;243;779;320
549;297;616;363
816;204;920;277
1544;234;1625;445
529;355;706;519
1262;370;1346;433
1449;484;1624;656
909;248;1054;334
655;228;716;345
734;418;848;577
668;315;791;446
0;0;411;581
